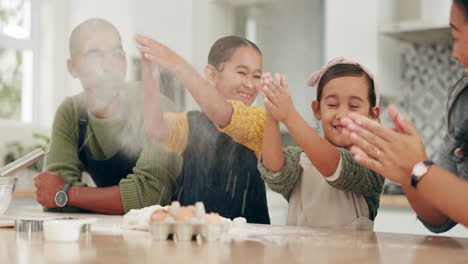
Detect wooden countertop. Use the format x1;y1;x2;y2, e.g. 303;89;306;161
380;194;411;208
13;189;36;198
1;208;468;264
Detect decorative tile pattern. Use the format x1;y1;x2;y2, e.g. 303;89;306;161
399;43;465;158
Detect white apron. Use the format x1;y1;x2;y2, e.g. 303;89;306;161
287;152;374;231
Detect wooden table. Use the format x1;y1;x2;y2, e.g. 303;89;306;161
1;208;468;264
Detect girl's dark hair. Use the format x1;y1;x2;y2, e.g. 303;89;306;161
208;36;262;71
454;0;468;18
316;64;377;109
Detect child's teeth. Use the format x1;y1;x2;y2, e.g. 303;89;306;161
240;93;250;99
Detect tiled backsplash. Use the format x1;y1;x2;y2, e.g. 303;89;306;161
398;43;465;158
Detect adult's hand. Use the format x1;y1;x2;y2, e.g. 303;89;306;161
34;172;66;208
340;105;428;186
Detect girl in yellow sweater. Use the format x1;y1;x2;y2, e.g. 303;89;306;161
136;34;269;223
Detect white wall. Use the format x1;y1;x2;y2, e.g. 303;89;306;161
250;0;324;126
325;0;378;73
189;0;236;111
377;0;404;99
324;0;402;98
37;0;69;128
134;1;193;60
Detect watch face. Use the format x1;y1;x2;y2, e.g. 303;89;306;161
55;191;68;207
413;163;427;177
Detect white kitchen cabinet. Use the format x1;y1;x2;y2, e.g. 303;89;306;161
379;0;452;44
380;20;451;44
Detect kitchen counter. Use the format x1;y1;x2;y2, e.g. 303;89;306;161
1;207;468;264
380;195;411;208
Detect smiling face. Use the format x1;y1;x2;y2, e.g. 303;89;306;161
450;2;468;70
211;46;263;106
313;75;378;148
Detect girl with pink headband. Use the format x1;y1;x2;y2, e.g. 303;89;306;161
258;57;384;230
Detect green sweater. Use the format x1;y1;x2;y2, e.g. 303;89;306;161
43;82;182;213
258;147;384;220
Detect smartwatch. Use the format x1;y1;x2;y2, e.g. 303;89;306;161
55;183;71;207
410;160;434;188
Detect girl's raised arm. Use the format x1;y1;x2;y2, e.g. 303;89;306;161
263;74;341;177
142;56;169;142
136;34;233;128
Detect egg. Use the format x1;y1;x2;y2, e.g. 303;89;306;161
204;213;221;224
150;208;169;223
173;206;195;223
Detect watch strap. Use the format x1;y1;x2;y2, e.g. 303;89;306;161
62;183;71;193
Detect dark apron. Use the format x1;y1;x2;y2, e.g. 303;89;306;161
172;111;270;224
77;106;141;187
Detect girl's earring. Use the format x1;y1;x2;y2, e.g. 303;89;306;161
312;117;321;132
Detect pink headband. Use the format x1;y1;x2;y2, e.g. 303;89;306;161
307;56;380;107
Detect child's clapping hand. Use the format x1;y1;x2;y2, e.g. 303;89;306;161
262;73;296;123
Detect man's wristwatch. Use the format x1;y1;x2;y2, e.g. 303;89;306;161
410;160;434;188
55;183;71;207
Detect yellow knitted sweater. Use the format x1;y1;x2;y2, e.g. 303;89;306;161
160;100;265;157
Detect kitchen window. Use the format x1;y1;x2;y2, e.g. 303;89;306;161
0;0;38;123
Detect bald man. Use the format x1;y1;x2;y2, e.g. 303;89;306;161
34;18;182;214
